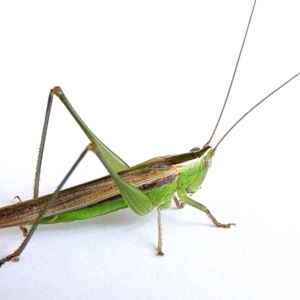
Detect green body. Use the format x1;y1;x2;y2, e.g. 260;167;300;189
0;141;213;227
0;87;233;267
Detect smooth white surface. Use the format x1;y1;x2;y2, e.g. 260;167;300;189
0;1;300;299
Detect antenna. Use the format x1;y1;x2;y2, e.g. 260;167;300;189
205;0;256;147
214;72;300;150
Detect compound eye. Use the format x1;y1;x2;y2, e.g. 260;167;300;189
205;157;212;168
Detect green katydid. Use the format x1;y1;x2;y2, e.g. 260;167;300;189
0;0;299;267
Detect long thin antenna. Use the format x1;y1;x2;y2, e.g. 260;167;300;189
214;72;300;150
205;0;256;147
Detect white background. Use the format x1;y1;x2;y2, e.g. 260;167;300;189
1;1;300;299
